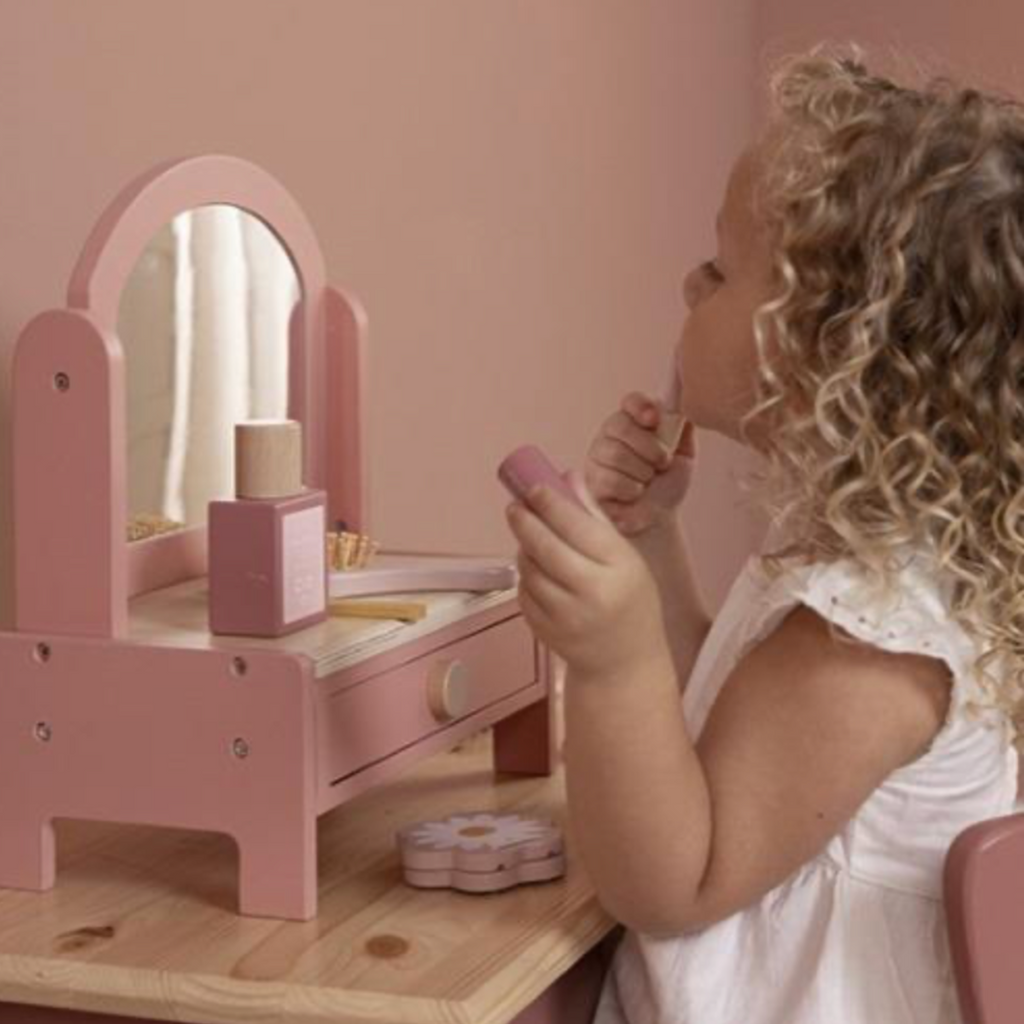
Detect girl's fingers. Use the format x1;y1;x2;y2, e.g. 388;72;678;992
598;495;640;515
564;469;615;525
622;391;658;428
515;582;555;644
595;495;653;534
586;462;645;503
589;434;655;485
519;478;617;566
605;411;673;470
507;500;597;589
516;550;569;622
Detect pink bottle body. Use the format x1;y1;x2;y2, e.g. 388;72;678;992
208;488;329;637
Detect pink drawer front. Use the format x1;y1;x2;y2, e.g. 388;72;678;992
317;614;536;785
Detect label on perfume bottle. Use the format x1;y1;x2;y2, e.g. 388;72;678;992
281;504;326;623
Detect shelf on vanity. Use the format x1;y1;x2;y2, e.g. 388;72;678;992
127;573;519;679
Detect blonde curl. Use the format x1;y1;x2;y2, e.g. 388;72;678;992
738;43;1024;747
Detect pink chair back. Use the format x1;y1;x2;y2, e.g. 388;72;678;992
945;812;1024;1024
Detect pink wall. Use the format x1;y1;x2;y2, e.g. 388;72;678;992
0;1;761;628
757;2;1024;117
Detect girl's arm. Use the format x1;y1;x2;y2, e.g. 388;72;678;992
628;516;713;694
564;603;951;938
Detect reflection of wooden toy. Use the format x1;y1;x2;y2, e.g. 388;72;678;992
326;525;380;570
397;811;565;893
126;512;184;542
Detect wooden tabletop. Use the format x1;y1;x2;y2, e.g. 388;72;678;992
0;729;616;1024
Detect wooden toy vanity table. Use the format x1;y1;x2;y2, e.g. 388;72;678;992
0;155;560;928
0;732;623;1024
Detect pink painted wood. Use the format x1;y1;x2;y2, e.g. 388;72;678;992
318;613;536;786
0;595;549;920
13;310;126;637
493;644;559;774
320;681;551;816
0;634;317;920
62;154;333;604
325;284;369;535
944;812;1024;1024
1;153;554;926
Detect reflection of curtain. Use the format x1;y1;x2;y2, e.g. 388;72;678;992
243;214;291;420
161;206;296;525
120;225;176;519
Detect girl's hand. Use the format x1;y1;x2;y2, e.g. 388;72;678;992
505;469;669;681
584;391;698;537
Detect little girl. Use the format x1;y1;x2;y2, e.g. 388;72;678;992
504;44;1022;1023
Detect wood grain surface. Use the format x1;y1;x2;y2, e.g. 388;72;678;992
0;720;616;1024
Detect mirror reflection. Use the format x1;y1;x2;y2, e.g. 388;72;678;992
119;205;300;540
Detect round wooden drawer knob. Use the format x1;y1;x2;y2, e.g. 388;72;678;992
426;659;470;721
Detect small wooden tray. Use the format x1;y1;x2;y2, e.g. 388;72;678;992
397;811;565;893
330;554;517;598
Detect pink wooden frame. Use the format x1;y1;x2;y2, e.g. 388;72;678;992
14;155;367;637
945;812;1024;1024
0;153;553;923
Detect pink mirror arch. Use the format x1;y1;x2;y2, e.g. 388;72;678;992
12;154;367;637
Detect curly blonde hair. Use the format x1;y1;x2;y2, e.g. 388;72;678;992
738;42;1024;746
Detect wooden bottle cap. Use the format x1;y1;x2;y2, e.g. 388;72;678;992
235;419;303;499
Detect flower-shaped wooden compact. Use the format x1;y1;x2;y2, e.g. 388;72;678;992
397;811;565;893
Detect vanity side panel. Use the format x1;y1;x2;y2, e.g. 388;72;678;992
12;310;126;638
324;285;368;536
0;633;318;919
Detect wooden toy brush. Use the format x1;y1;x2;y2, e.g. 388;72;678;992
654;351;685;455
326;524;381;571
328;598;428;622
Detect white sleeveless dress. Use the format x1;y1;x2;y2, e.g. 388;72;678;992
591;533;1018;1024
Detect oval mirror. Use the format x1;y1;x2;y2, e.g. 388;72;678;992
117;204;300;540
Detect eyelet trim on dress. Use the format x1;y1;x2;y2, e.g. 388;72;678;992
782;557;992;739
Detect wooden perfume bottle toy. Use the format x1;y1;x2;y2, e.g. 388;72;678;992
0;154;558;921
208;419;329;638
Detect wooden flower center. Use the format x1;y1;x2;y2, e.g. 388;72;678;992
459;825;496;837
